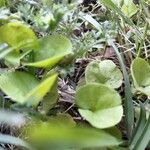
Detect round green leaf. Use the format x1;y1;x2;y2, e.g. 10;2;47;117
131;58;150;96
0;22;38;51
75;83;123;128
0;71;57;106
85;60;123;89
79;106;123;129
24;35;72;68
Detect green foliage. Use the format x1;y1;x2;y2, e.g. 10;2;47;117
0;22;38;51
99;0;141;38
0;0;149;149
0;22;38;66
0;0;5;7
85;60;123;89
109;40;134;139
0;22;72;68
121;0;138;17
112;0;138;17
133;116;150;150
0;71;58;106
131;58;150;96
75;83;123;128
40;79;58;113
130;103;146;149
111;0;123;7
27;121;122;150
24;35;72;68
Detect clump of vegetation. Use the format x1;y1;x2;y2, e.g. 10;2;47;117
0;0;150;150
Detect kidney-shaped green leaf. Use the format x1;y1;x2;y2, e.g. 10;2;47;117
131;58;150;96
75;83;123;128
24;35;72;68
0;22;38;51
85;60;123;89
79;106;123;129
0;71;57;106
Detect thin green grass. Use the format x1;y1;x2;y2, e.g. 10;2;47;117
108;39;134;140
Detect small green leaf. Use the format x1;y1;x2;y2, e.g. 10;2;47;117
0;71;57;106
85;60;123;89
121;0;138;17
24;35;72;68
75;83;123;128
0;22;38;51
79;106;123;129
131;58;150;96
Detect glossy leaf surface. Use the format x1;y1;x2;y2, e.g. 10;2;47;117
131;58;150;96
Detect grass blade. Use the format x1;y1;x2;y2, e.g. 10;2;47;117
0;134;32;150
108;39;134;140
130;103;146;149
99;0;141;39
83;14;102;32
133;115;150;150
